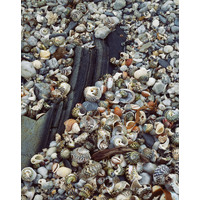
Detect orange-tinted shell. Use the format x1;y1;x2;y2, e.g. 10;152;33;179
64;119;77;132
132;126;140;132
125;58;133;66
126;121;135;130
141;91;150;97
114;107;123;117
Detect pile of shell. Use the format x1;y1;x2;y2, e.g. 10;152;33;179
21;50;179;199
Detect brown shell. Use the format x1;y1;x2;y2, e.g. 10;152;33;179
64;119;77;132
114;107;123;117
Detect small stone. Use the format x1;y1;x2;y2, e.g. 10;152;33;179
152;80;166;94
158;59;169;68
21;61;36;79
75;24;86;33
134;67;148;79
46;147;57;156
25;81;34;89
120;65;128;72
34;83;51;100
152;19;159;27
164;45;173;53
40;50;51;60
161;1;173;11
34;194;43;200
139;172;152;185
37;167;48;178
82;101;98;112
159;15;167;24
171;26;179;33
113;0;126;10
94;26;111;39
47;58;59;69
139;42;152;52
143;163;157;174
174;0;179;5
32;60;42;69
146;77;156;87
142;133;155;148
137;25;146;34
27;36;38;47
49;45;58;54
162;98;171;106
39;68;49;75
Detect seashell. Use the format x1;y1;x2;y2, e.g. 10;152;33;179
129;141;140;150
40;50;50;60
111;135;128;147
58;82;71;97
97;107;106;113
142;148;153;160
165;109;179;122
125;165;142;183
134;67;148;80
84;86;102;102
45;11;58;25
126;121;136;133
76;3;87;13
111;154;124;165
53;36;65;46
141;91;150;97
165;174;179;194
79;115;98;133
31;154;44;165
165;128;174;136
97;129;111;150
64;119;78;132
136;185;152;199
79;160;102;179
124;151;140;165
172;148;179;161
75;24;86;33
125;58;133;66
86;22;96;32
153;165;170;185
21;167;37;182
146;77;156;86
116;89;136;104
104;91;115;101
158;135;168;143
115;190;132;200
70;9;83;21
124;111;135;122
106;114;121;127
39;27;50;37
143;123;153;133
71;147;91;164
113;181;130;195
159;137;169;150
155;122;165;135
171;132;179;145
65;173;78;184
136;111;146;125
114;107;123;117
31;99;44;112
56;167;72;178
74;132;89;144
21;186;35;200
51;163;60;173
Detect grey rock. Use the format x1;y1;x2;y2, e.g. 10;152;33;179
27;36;38;46
159;15;167;24
24;81;34;89
95;26;111;39
113;0;126;10
49;45;58;54
21;61;36;79
161;74;171;84
171;26;179;33
82;101;98;112
139;42;152;52
58;189;65;195
137;25;146;34
142;133;155;148
34;83;51;100
158;59;169;68
135;100;144;107
161;1;173;11
64;21;78;35
105;11;114;16
152;80;166;94
143;163;157;174
139;172;152;185
174;18;179;26
33;194;43;200
39;68;49;75
47;58;59;69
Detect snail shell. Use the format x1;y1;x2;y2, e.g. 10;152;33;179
71;147;91;164
21;167;37;182
110;135;128;147
125;165;142;183
124;151;141;165
84;86;102;102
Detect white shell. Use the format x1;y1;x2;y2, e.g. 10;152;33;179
32;60;42;69
146;77;156;86
111;135;128;147
59;82;71;97
75;24;86;33
84;86;102;102
31;154;44;165
37;167;48;179
136;111;146;125
155;122;165;135
21;167;37;182
134;67;148;79
56;167;72;178
68;122;80;134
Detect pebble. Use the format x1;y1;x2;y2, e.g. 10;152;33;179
164;45;173;53
152;80;166;94
34;83;51;100
82;101;98;112
39;68;49;75
163;98;171;106
21;61;36;79
139;172;152;185
27;36;38;47
161;1;173;11
75;24;86;33
40;50;51;60
159;15;167;24
120;65;128;72
146;77;156;87
32;60;42;70
24;81;34;89
158;59;169;68
152;19;159;28
143;163;157;174
137;25;146;34
113;0;126;10
47;58;59;69
37;167;48;178
139;42;152;52
33;195;43;200
171;26;179;33
49;45;58;54
95;26;111;39
142;133;155;148
46;147;57;156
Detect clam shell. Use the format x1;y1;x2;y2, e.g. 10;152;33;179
56;167;72;178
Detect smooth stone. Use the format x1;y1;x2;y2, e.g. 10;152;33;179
105;11;114;16
58;189;65;195
49;141;57;147
139;42;152;52
113;0;126;10
49;45;58;54
21;61;36;79
174;18;179;26
158;59;169;68
164;45;173;53
137;25;146;34
139;172;152;185
146;77;156;87
32;60;42;70
161;74;171;84
159;15;167;24
56;167;72;178
95;26;111;39
171;26;179;33
24;81;34;89
143;163;157;174
142;133;155;148
162;98;171;106
152;81;166;94
75;24;86;33
47;58;59;69
34;83;51;100
152;19;159;27
27;36;38;46
46;147;57;156
39;68;49;75
120;65;128;71
37;167;48;178
34;195;43;200
161;1;173;11
82;101;98;112
134;67;148;79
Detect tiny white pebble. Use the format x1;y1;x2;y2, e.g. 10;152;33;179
152;19;159;27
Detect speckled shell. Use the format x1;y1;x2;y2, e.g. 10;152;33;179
71;147;91;164
142;148;153;160
79;160;102;179
70;9;83;21
153;165;170;185
129;141;140;150
125;165;142;183
165;109;179;122
124;151;140;165
21;167;37;182
84;86;102;102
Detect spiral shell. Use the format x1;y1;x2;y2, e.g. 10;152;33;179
21;167;37;182
70;9;83;21
58;82;71;97
153;165;170;185
171;132;179;145
142;148;153;160
39;27;50;37
65;173;78;184
84;86;102;102
165;109;179;122
53;36;65;46
124;151;140;165
64;119;80;134
79;115;98;133
129;141;140;150
71;147;91;164
110;135;128;147
97;129;111;150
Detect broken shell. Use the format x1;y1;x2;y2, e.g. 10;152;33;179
79;115;98;133
159;137;169;150
84;86;102;102
134;67;148;80
53;36;65;46
58;82;71;97
165;109;179;122
126;121;136;133
21;167;37;182
40;50;50;60
113;181;130;195
155;122;165;135
64;119;77;132
71;147;91;164
125;165;142;183
136;111;147;125
31;154;44;165
114;107;123;117
110;135;128;147
56;167;72;178
124;151;141;165
74;132;89;144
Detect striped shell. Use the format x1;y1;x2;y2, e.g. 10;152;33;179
125;165;142;183
71;147;91;164
129;141;140;150
153;165;170;185
79;160;102;179
124;151;140;165
84;86;102;102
